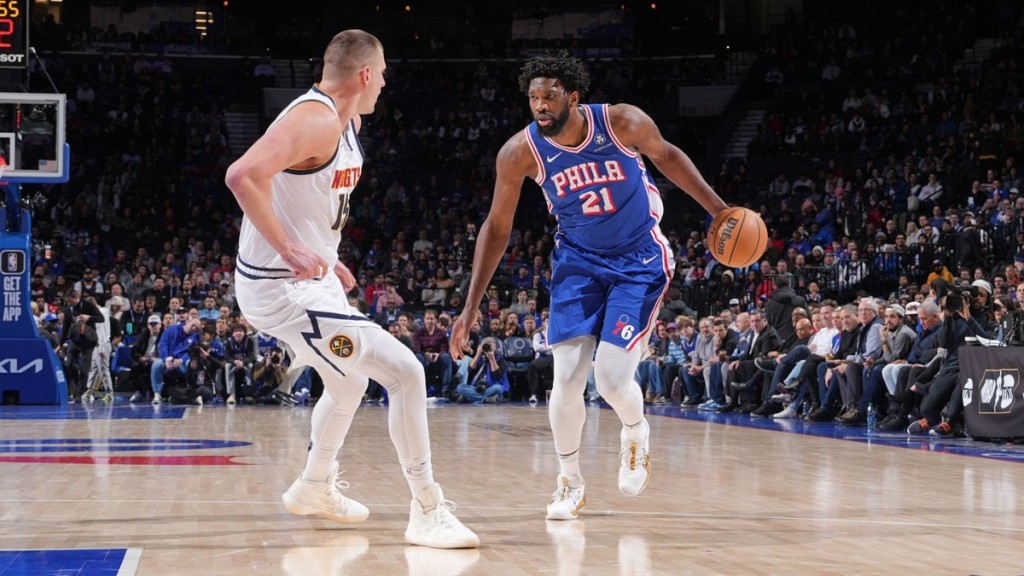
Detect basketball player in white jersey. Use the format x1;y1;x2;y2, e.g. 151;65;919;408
225;30;477;549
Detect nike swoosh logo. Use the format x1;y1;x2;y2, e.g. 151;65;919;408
642;255;658;265
546;152;563;162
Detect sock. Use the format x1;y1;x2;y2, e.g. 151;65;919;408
558;448;583;485
404;457;435;500
622;417;648;442
301;443;338;483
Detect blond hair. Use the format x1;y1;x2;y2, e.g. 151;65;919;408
323;29;382;79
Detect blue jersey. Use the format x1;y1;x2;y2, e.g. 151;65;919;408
526;103;663;254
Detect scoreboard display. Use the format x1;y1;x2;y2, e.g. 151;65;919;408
0;1;26;69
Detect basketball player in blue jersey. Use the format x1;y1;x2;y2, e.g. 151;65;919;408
451;52;729;519
226;30;477;548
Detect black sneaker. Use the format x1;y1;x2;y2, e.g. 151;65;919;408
928;421;953;437
805;407;834;422
878;416;908;431
838;409;866;425
906;418;931;434
738;402;760;414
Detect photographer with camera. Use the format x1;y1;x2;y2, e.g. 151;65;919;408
965;279;999;337
222;323;256;405
454;337;508;404
254;347;292;405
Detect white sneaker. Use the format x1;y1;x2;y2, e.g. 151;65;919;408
528;395;538;404
618;419;651;496
546;474;586;520
195;395;204;406
772;406;798;419
82;392;94;403
405;483;479;548
404;546;481;576
226;394;236;405
281;461;369;524
151;393;162;405
128;392;143;403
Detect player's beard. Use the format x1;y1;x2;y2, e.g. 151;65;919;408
536;102;571;137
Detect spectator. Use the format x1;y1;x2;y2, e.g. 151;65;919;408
764;276;806;342
412;310;453;399
151;317;203;405
60;289;103;402
128;314;163;403
528;318;554;403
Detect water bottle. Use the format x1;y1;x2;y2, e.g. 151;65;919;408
867;402;876;431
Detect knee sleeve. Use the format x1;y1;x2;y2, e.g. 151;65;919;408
548;337;596;456
593;342;645;426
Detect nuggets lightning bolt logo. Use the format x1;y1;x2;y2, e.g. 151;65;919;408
300;310;371;375
330;335;354;358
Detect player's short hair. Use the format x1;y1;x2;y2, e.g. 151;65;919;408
518;51;590;97
324;29;383;78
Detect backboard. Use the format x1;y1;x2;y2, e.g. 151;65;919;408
0;92;66;181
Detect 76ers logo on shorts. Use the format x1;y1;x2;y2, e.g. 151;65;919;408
612;314;635;341
329;335;354;359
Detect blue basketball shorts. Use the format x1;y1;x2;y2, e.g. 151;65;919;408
547;230;673;350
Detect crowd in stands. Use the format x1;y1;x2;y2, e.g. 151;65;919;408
11;3;1024;436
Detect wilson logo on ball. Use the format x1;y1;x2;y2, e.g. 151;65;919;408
715;216;740;256
707;207;768;268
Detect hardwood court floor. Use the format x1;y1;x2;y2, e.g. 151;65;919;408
1;401;1023;575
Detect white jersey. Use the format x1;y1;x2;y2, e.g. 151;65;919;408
237;85;363;280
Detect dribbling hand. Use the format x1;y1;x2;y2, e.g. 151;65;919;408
450;310;479;360
282;243;329;280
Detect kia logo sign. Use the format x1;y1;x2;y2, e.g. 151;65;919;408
0;358;43;374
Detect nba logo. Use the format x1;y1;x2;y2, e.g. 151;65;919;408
1;250;24;275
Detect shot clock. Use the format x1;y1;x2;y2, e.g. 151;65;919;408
0;0;27;69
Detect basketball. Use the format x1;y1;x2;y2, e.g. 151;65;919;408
706;207;768;268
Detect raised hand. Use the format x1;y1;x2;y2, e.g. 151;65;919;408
450;310;479;360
